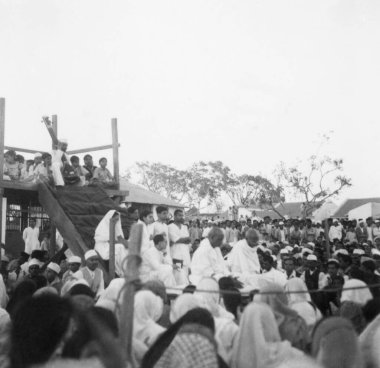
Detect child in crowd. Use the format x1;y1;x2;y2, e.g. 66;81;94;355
93;157;114;185
70;155;88;186
3;150;22;180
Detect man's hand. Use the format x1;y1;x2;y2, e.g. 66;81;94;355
231;277;244;289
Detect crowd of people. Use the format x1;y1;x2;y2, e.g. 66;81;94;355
1;207;380;367
3;143;115;187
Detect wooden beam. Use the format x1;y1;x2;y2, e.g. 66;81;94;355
111;119;120;187
67;143;119;155
52;115;58;149
0;180;38;191
0;98;5;257
4;146;45;155
109;215;117;280
119;223;143;365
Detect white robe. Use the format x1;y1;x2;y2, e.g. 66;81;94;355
23;227;40;255
152;221;170;254
94;210;129;276
138;220;153;255
227;239;261;288
260;268;287;288
190;238;230;285
168;223;190;267
140;246;176;287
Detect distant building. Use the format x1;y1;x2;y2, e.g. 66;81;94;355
333;197;380;218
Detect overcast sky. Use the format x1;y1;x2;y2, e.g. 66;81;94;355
1;0;380;202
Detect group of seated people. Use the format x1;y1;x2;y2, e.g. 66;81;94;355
1;228;380;367
2;210;380;367
3;145;115;187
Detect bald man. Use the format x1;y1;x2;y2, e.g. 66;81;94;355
190;227;230;285
226;229;261;288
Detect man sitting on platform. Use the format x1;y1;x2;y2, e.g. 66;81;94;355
74;250;104;297
83;154;97;181
140;234;177;287
93;157;115;186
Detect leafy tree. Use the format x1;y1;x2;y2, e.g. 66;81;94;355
277;155;352;218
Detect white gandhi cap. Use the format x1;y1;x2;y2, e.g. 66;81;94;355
47;262;61;274
85;250;98;260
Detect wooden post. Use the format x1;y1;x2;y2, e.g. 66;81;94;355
324;218;330;259
52;115;58;148
50;115;58;254
119;223;143;365
109;215;117;280
0;98;5;259
111;118;120;188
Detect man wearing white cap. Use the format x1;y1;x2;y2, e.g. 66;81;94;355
51;139;70;186
62;256;82;285
274;222;287;243
74;250;104;297
46;262;62;293
22;218;40;255
301;254;326;292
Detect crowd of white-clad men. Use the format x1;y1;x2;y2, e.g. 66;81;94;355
2;206;380;368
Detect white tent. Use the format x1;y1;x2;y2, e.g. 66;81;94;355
348;202;380;220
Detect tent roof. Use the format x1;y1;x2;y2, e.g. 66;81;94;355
119;180;186;208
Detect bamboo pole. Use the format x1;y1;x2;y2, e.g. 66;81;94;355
50;115;58;255
67;143;119;155
109;215;117;280
111;118;120;188
0;98;5;259
119;223;143;365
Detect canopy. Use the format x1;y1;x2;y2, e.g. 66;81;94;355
348;202;380;220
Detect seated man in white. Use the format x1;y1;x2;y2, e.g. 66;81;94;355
94;209;129;276
140;234;176;287
74;250;104;297
190;227;230;285
226;228;261;288
260;254;287;288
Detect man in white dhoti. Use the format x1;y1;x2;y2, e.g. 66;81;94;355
190;227;231;285
51;139;70;186
138;210;155;255
168;210;191;281
227;229;261;288
140;234;176;287
23;218;40;255
94;210;129;276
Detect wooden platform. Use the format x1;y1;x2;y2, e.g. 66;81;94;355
0;180;128;197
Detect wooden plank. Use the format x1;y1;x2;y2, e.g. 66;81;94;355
52;115;58;149
4;146;45;155
38;182;88;257
105;189;129;197
119;223;143;365
67;143;119;155
111;119;120;187
0;98;5;258
0;180;38;191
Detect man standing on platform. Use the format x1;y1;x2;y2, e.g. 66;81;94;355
51;139;69;186
23;218;40;255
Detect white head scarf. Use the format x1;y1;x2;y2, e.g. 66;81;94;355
360;314;380;368
170;293;205;323
231;302;301;368
341;279;373;306
95;278;125;314
133;290;165;347
285;278;321;327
